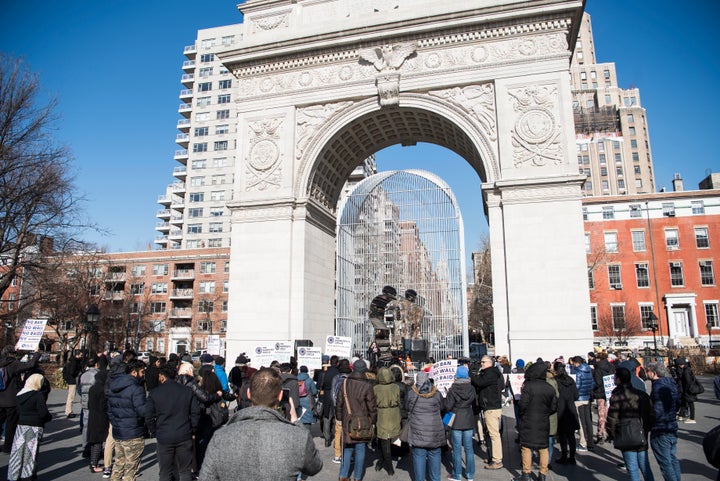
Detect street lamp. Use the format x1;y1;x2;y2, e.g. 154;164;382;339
86;304;100;354
708;322;714;351
647;311;659;357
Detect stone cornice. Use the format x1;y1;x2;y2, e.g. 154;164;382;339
483;174;585;204
227;197;336;232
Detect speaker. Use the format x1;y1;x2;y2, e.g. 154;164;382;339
410;339;428;363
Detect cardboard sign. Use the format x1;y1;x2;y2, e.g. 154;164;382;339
15;319;48;351
430;359;457;397
603;374;616;401
324;335;352;359
297;347;323;370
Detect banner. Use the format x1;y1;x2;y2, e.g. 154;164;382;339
15;319;48;351
325;336;352;359
430;359;457;397
297;347;323;371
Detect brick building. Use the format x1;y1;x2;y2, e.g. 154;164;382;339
583;175;720;349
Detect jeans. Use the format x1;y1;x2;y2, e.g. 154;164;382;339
339;442;366;480
622;449;655;481
412;446;442;481
576;400;594;448
548;436;554;463
650;433;681;481
451;429;475;479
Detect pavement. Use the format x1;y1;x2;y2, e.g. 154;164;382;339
0;376;717;481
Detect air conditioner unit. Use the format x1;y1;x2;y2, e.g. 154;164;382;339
220;327;226;333
699;261;710;267
671;262;682;268
611;283;623;290
665;212;676;217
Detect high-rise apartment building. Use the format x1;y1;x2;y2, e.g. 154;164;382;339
571;13;656;197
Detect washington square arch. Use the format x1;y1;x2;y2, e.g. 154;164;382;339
220;0;593;363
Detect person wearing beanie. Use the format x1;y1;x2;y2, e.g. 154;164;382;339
213;356;229;392
336;358;377;481
407;370;446;481
514;359;526;373
445;365;477;481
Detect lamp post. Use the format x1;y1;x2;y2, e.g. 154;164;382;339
708;322;714;351
86;304;100;354
647;311;659;357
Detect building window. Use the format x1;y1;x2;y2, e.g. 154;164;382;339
189;208;203;218
217;110;230;120
199;281;215;293
151;282;168;294
662;202;675;217
211;175;226;185
602;180;609;191
212;157;228;168
152;264;169;276
615;153;622;163
217;94;231;104
131;265;146;277
150;302;166;314
585;180;593;191
608;265;622;289
695;227;709;248
630;139;638;148
198;66;213;77
629;127;636;135
584;233;591;253
200;53;214;62
691;200;705;215
613;141;621;150
197;82;212;92
209;222;223;233
223;280;229;293
602;206;614;219
635;263;649;288
189;193;204;203
190;176;205;187
198;301;214;313
200;262;216;274
631;230;646;251
210;191;225;201
588;269;594;289
636;179;643;189
616;166;623;176
590;305;598;331
669;262;684;286
191;159;206;170
192;143;208;153
629;204;642;218
632;152;639;162
601;167;608;176
218;79;232;89
598;142;605;152
627;114;634;123
700;261;715;286
214;141;228;151
210;207;224;217
187;224;202;234
618;179;625;189
612;304;626;329
599;154;606;164
604;232;618;252
196;96;211;107
706;302;719;328
216;124;229;135
582;208;588;221
640;304;654;329
194;127;209;137
208;238;222;248
222;300;228;312
664;229;679;249
633;166;641;175
221;35;235;46
225;261;230;273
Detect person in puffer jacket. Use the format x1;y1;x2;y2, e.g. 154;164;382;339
444;365;476;481
407;371;445;481
645;362;681;481
572;356;595;451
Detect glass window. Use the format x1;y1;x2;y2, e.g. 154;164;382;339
217;110;230;120
152;264;169;276
216;124;229;135
131;265;146;277
194;127;209;137
706;303;719;328
584;233;591;253
632;152;639;162
601;167;608;176
665;229;679;249
218;79;232;89
691;201;705;215
199;67;213;77
599;153;606;164
210;207;224;217
191;159;206;170
189;193;204;203
629;204;642;218
640;304;654;328
635;263;649;287
588;269;594;289
662;202;675;216
612;305;626;329
631;230;646;251
627;114;634;123
602;206;614;219
210;191;225;201
214;141;228;151
208;238;222;248
196;96;211;107
695;227;709;248
629;127;636;135
188;208;203;218
217;94;231;104
150;302;166;314
630;139;638;148
200;281;215;293
604;232;618;252
669;263;684;286
209;222;223;233
200;53;214;63
197;82;212;92
200;262;216;274
151;282;168;294
187;224;202;234
700;261;715;286
590;305;598;331
192;143;207;153
615;153;622;163
190;176;205;187
608;265;622;288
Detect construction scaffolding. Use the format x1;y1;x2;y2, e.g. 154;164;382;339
336;170;468;361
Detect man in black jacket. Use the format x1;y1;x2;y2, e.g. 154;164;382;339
0;346;41;453
146;365;201;481
64;350;83;418
471;355;504;469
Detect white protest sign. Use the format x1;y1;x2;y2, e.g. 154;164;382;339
430;359;457;397
273;341;293;363
325;336;352;359
508;373;525;398
251;344;277;368
15;319;48;351
297;347;323;370
206;335;221;355
603;374;616;401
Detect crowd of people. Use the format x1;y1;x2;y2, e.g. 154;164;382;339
0;345;717;481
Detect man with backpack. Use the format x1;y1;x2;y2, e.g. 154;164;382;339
0;346;41;453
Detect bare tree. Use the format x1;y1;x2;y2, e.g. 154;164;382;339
468;237;493;343
596;304;644;346
0;54;92;344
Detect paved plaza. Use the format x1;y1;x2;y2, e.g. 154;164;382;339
0;376;716;481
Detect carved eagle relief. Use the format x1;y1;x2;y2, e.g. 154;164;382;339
359;42;418;72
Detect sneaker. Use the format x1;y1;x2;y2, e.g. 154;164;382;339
448;476;462;481
485;462;503;470
332;456;342;464
577;444;588;452
102;468;112;478
685;419;697;424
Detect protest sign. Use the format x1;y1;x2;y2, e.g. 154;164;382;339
15;319;48;351
325;336;352;359
603;374;616;401
430;359;457;397
251;344;277;368
297;347;323;370
508;373;525;398
274;341;293;363
206;335;221;355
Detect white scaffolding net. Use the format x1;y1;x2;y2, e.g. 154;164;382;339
336;170;467;361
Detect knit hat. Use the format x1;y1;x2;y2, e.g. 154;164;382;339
515;358;525;369
352;359;368;374
456;365;469;379
416;371;432;394
200;353;214;363
322;355;330;363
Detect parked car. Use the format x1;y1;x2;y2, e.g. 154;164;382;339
190;350;206;362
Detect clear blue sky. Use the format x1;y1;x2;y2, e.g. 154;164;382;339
1;1;718;261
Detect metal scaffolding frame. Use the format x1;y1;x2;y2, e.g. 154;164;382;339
336;170;468;360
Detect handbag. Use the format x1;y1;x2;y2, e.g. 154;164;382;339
397;395;420;445
343;379;374;441
443;411;456;428
209;399;229;428
613;417;646;451
688;376;704;395
313;398;324;418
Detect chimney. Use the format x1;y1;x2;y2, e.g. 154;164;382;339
672;173;684;192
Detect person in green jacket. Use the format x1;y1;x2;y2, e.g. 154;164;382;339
373;367;401;475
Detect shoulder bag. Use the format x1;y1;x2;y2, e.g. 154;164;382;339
343;379;374;441
613;417;646;451
688;375;704;395
398;394;419;444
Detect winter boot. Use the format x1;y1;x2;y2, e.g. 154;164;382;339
511;473;532;481
538;474;547;481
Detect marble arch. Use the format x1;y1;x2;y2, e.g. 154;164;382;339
220;0;592;362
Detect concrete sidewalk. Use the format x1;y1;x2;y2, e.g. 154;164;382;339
0;376;717;480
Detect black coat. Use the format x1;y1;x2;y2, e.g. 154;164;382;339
0;353;40;408
555;373;580;434
518;363;557;449
471;366;503;411
17;390;51;427
444;379;476;431
64;356;82;385
87;381;109;444
593;359;615;400
607;383;655;452
678;366;698;403
146;379;202;444
317;366;339;418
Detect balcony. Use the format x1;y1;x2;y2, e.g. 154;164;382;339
170;196;185;210
182;60;196;71
173;166;187;179
169;228;183;240
156;221;170;232
170;288;194;299
179;89;193;101
181;74;194;86
178;103;192;117
174;149;188;161
154;235;169;245
157;195;171;206
170;181;185;194
177;118;190;131
169;308;193;319
102;291;125;301
183;44;197;58
172;269;195;280
176;133;189;146
156;209;171;218
170;214;184;226
104;272;126;282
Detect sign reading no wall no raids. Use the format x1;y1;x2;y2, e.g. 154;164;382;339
603;374;616;401
325;336;352;359
430;359;458;397
16;318;48;351
297;347;323;371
